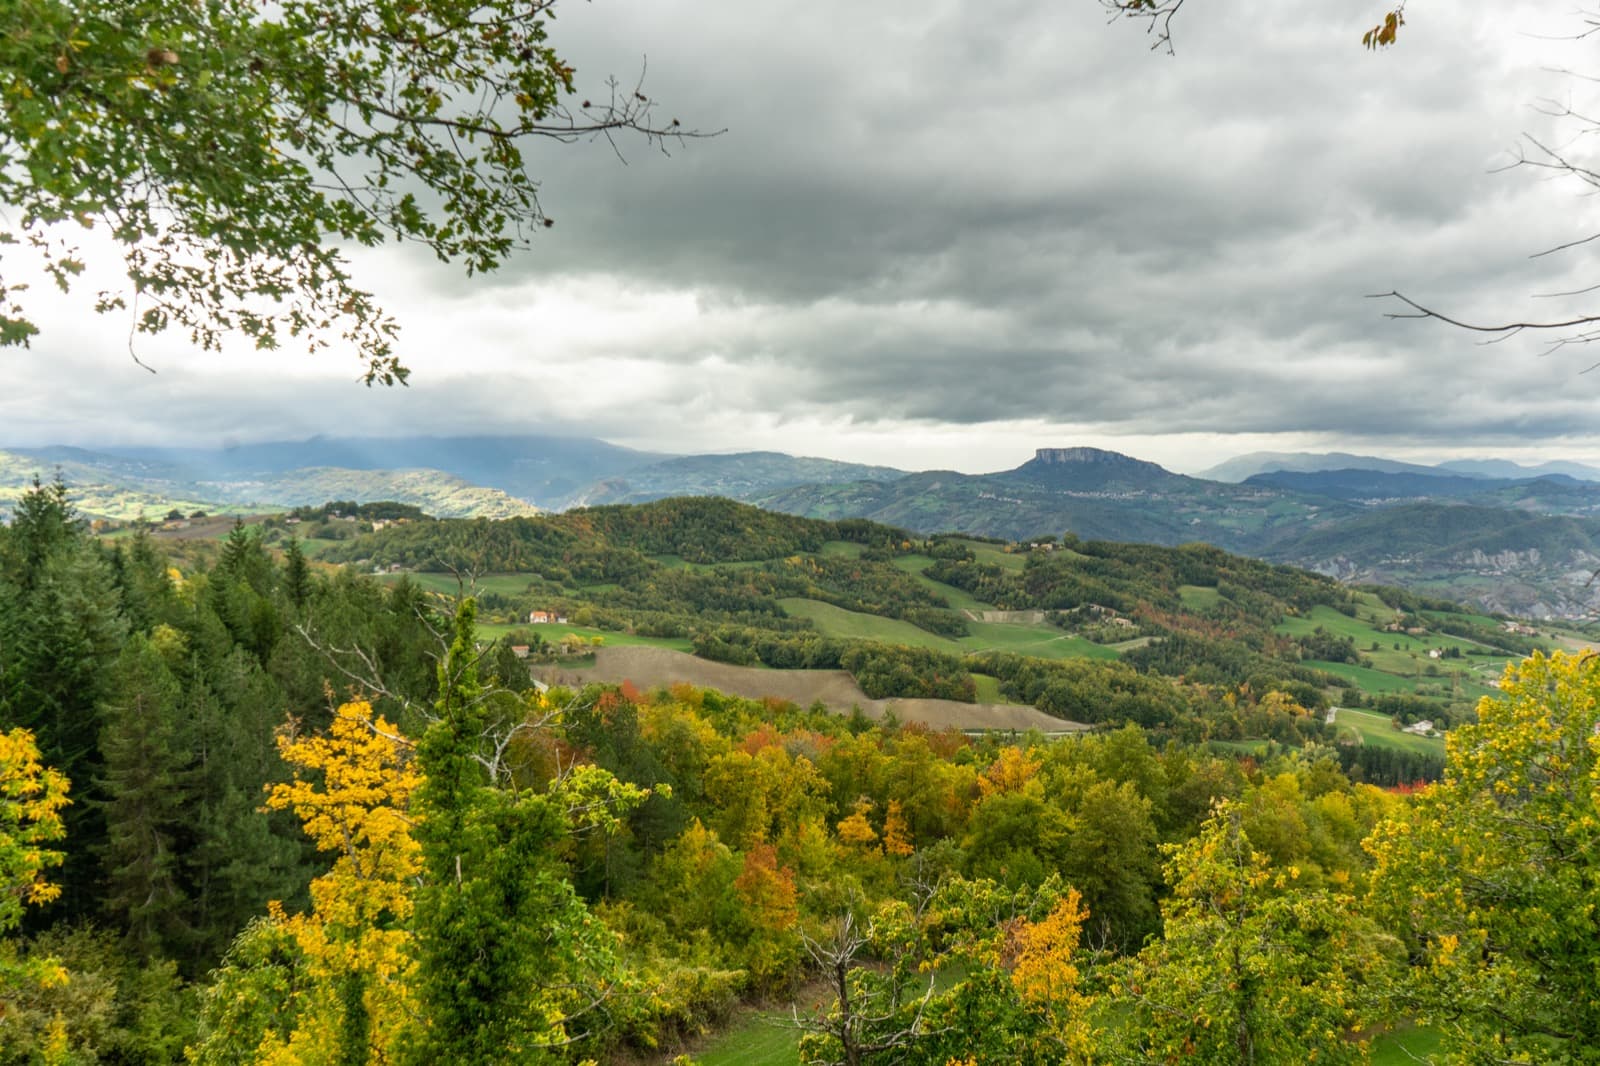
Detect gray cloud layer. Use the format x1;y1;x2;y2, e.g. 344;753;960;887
9;0;1600;470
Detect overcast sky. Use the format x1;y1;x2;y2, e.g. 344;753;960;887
9;0;1600;474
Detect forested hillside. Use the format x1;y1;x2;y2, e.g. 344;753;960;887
3;477;1599;1063
315;497;1545;750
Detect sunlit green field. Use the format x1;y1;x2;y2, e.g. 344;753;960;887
1333;707;1447;757
891;553;992;610
779;598;1119;662
475;621;693;653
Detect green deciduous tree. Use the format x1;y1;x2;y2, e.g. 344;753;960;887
403;600;637;1063
3;0;702;380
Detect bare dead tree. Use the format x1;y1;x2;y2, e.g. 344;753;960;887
292;599;571;788
790;912;946;1066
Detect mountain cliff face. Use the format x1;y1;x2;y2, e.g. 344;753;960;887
1007;447;1180;489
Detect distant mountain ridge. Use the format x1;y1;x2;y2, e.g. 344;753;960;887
1242;468;1598;505
13;432;1600;617
1438;458;1600;482
1198;451;1456;482
565;451;907;508
1200;450;1600;485
750;447;1600;618
101;434;670;505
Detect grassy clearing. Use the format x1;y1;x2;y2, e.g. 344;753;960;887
1369;1024;1443;1064
1208;739;1272;756
1350;589;1402;623
891;554;992;611
780;598;955;649
1178;584;1222;610
972;673;1010;703
1334;707;1446;757
1420;607;1503;630
475;621;694;653
1306;660;1424;694
961;621;1120;661
1280;606;1518;688
693;1012;799;1066
954;539;1026;572
819;540;865;559
651;555;770;573
780;599;1118;662
1106;636;1153;652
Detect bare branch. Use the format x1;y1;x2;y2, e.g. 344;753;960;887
1369;290;1600;340
1101;0;1186;54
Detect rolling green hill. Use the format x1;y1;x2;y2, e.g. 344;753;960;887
305;496;1546;753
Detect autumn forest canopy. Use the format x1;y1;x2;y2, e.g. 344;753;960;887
0;479;1593;1064
10;0;1600;1061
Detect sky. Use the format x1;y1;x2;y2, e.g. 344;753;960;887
9;0;1600;475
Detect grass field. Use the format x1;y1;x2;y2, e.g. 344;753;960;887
891;554;992;611
475;621;694;653
1306;660;1429;694
955;539;1026;572
780;599;1119;662
1334;707;1447;757
652;554;768;572
1348;589;1402;623
1280;605;1520;692
1178;584;1223;610
779;598;955;648
972;673;1010;703
694;1014;798;1066
962;620;1120;660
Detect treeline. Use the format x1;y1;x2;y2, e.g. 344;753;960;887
286;500;430;521
928;536;1351;639
1364;584;1548;656
692;628;977;701
322;497;912;571
3;649;1509;1063
1337;742;1446;786
1121;631;1341;691
969;652;1192;727
574;554;968;638
0;483;457;983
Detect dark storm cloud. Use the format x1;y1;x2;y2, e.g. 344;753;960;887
14;0;1600;461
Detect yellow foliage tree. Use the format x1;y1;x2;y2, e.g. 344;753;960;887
882;799;914;857
978;747;1041;798
1365;651;1600;1061
836;798;879;850
0;728;70;990
256;700;422;1063
1009;888;1095;1062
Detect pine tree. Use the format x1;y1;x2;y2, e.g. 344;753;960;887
402;600;625;1063
96;636;192;959
282;536;312;610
